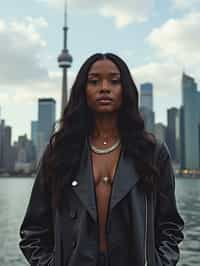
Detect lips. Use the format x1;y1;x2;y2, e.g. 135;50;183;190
96;99;113;106
96;96;113;101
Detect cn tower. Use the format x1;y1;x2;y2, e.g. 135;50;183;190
57;0;73;116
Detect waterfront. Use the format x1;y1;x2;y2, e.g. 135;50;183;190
0;178;199;266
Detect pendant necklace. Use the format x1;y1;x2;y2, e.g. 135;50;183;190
101;176;111;185
89;136;121;185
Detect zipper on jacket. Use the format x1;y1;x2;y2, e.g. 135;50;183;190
144;194;148;266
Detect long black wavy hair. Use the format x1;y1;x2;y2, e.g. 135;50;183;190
41;53;159;208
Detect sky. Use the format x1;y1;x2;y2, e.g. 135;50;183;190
0;0;200;143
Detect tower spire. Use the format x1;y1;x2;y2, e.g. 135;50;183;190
63;0;67;49
64;0;67;28
58;0;73;117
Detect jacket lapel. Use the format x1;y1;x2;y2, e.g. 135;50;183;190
71;137;140;223
72;138;98;222
109;150;140;212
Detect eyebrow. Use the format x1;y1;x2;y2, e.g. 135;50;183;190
88;72;120;77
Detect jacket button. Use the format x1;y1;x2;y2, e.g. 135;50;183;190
72;180;78;186
69;210;77;219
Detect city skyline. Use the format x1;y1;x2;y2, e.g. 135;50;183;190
1;71;200;172
0;0;200;142
0;71;199;144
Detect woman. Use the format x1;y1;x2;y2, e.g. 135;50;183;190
19;53;184;266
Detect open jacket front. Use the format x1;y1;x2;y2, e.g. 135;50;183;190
19;139;184;266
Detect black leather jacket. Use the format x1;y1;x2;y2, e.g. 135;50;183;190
19;139;184;266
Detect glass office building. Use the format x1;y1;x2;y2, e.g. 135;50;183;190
182;73;200;169
37;98;56;160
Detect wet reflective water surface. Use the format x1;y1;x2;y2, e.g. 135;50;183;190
0;178;199;266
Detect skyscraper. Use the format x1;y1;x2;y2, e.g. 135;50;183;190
37;98;56;159
0;120;12;171
3;126;12;170
31;121;38;150
166;107;179;161
140;83;153;110
0;120;4;169
31;120;38;161
140;83;155;134
174;108;181;163
58;0;73;116
182;73;200;169
179;106;185;169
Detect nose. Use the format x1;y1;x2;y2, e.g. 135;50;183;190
100;79;110;93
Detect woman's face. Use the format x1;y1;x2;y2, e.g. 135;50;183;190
86;59;123;114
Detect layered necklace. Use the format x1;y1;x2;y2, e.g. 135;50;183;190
90;138;121;155
89;136;121;185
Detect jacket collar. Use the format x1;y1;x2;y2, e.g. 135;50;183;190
71;137;140;223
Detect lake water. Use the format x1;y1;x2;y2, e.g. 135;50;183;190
0;178;199;266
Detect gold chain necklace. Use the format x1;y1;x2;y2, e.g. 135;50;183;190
90;139;121;155
89;136;120;185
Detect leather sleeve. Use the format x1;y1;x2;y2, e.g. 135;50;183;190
19;146;55;266
155;141;184;266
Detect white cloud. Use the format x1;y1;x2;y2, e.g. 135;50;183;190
0;92;9;104
0;16;75;120
0;16;78;113
25;16;48;28
0;17;49;84
43;0;154;28
173;0;200;10
46;0;98;9
132;61;182;96
100;1;154;28
148;12;200;67
0;19;6;31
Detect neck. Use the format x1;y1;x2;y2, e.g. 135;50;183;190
92;112;119;139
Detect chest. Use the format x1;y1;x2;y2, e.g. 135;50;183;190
91;147;121;186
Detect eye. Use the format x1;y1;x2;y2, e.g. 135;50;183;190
88;79;99;85
111;79;121;84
